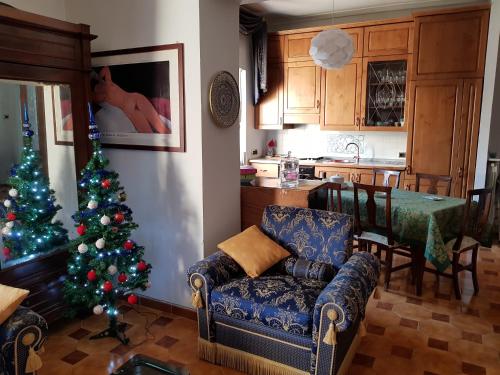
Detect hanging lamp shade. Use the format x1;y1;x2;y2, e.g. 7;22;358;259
309;28;354;69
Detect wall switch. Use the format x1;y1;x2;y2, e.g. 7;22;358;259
399;152;406;158
252;149;258;155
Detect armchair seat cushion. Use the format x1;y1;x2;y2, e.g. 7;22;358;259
211;274;327;337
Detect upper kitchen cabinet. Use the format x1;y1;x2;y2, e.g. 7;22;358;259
360;54;411;131
363;22;413;56
412;8;489;80
321;58;362;131
283;28;364;62
283;61;321;124
255;63;284;129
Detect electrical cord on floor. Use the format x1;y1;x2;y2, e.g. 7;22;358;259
120;304;159;346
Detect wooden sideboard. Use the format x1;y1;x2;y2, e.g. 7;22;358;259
254;4;490;198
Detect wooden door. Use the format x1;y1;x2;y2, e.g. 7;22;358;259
461;79;483;197
283;61;321;124
413;10;489;79
363;22;413;56
321;58;362;131
406;79;466;196
255;63;284;129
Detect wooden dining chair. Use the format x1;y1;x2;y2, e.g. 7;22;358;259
416;173;452;196
353;182;414;290
325;182;343;213
430;188;492;299
372;169;401;188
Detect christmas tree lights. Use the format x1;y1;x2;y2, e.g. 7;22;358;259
64;103;151;344
1;104;68;260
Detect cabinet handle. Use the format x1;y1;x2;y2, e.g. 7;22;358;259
406;165;412;174
458;167;464;178
259;169;268;172
404;184;411;191
355;117;360;127
316;99;320;109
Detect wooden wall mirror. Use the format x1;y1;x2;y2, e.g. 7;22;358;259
0;4;93;322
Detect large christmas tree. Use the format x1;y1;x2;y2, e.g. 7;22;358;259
64;104;151;343
1;105;68;260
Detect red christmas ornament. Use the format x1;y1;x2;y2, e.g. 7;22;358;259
111;226;119;233
6;212;16;221
87;269;97;282
103;280;113;293
127;294;138;305
101;179;111;189
3;247;11;257
123;240;134;251
76;224;86;236
118;273;128;283
137;260;147;272
114;212;125;224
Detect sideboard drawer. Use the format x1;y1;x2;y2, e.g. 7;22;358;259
251;162;280;178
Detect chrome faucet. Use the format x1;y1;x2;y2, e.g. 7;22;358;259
345;142;360;163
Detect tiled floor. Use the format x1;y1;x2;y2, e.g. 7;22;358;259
40;243;500;375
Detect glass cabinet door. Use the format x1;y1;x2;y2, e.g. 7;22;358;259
363;59;407;129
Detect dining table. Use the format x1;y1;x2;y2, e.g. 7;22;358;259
336;183;467;295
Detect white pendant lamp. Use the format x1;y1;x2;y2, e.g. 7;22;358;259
309;0;354;70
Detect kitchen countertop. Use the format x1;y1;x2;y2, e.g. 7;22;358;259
249;157;406;171
243;177;326;192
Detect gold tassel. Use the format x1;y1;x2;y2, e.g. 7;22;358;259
25;346;43;373
192;289;203;309
359;321;367;337
373;287;380;300
322;322;337;345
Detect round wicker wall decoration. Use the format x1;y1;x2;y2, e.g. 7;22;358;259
209;71;240;128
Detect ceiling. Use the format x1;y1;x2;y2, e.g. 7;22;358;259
241;0;484;17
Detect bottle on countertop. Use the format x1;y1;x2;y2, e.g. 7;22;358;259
280;151;299;188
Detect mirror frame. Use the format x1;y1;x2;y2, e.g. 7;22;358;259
0;4;94;174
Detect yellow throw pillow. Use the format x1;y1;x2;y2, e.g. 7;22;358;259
0;284;29;325
218;225;290;278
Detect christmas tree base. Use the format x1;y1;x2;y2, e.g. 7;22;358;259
90;317;129;345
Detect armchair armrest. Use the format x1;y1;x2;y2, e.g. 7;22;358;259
0;306;48;375
311;252;380;375
187;250;243;305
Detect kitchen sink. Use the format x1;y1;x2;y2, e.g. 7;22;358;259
320;158;357;164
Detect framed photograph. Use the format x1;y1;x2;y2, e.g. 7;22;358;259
52;85;74;146
91;44;185;152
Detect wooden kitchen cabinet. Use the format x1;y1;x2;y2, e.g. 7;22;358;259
363;22;413;56
412;9;489;80
315;166;353;181
251;162;280;178
406;79;467;197
283;61;321;124
320;58;362;131
255;63;284;129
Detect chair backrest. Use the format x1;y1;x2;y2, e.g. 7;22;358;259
372;169;401;188
260;205;353;269
325;182;343;213
353;182;394;245
416;173;452;196
454;188;492;250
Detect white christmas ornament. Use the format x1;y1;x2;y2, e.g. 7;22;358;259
87;200;98;210
3;199;11;208
309;29;354;69
6;222;14;229
93;305;104;315
77;243;88;254
108;265;118;275
2;227;12;235
95;238;105;249
8;189;18;198
100;215;111;226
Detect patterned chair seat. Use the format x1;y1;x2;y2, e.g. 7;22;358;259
211;274;327;337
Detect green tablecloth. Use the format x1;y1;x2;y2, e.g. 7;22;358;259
340;184;466;272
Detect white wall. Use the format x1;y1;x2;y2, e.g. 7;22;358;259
239;34;268;162
476;0;500;187
1;0;66;21
65;0;205;307
0;83;22;183
199;0;241;255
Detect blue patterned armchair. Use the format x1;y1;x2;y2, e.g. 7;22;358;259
0;307;47;375
188;205;380;375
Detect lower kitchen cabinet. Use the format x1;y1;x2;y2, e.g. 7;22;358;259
315;166;354;181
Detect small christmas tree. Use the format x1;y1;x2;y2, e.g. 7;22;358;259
1;105;68;260
64;104;151;344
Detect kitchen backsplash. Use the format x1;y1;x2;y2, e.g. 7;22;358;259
270;125;407;159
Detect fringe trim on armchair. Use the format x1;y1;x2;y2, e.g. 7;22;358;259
198;338;307;375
